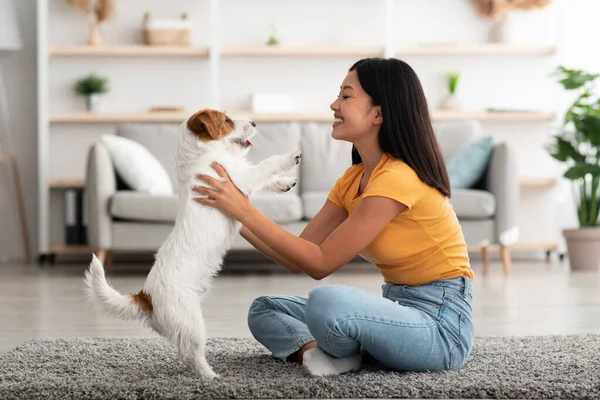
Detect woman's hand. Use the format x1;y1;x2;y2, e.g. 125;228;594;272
192;162;251;221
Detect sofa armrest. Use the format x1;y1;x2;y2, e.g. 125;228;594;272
485;141;520;246
85;142;116;249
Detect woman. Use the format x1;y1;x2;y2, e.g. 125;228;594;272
193;57;475;376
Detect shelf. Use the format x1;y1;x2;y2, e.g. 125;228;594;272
468;241;558;252
49;45;209;57
221;45;384;57
397;44;557;56
47;43;555;58
519;177;558;188
49;244;93;254
49;179;85;189
50;111;187;123
49;110;556;124
51;177;557;191
433;110;556;122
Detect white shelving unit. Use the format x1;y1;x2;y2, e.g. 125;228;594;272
36;0;560;260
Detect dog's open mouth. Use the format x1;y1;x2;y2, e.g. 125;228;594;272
233;138;253;148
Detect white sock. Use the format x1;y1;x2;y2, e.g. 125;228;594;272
302;347;362;376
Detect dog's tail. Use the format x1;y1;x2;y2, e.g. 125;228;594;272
84;254;152;322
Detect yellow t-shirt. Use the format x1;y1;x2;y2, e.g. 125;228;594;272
328;153;474;286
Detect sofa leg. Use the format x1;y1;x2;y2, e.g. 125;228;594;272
481;246;491;275
105;250;114;270
500;246;511;276
95;249;107;265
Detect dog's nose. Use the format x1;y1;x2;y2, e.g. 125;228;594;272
250;121;256;127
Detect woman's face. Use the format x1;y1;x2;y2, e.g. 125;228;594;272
329;70;382;143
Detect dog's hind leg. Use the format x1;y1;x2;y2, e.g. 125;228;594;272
175;312;217;379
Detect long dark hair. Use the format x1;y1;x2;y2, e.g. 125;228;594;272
349;58;451;198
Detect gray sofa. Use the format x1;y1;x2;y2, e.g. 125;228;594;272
85;120;519;274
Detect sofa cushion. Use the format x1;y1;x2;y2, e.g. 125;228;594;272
245;122;302;194
101;134;174;195
116;123;181;189
302;191;329;219
109;191;302;224
433;120;482;160
300;123;353;193
250;193;303;224
304;189;495;220
447;136;495;189
110;191;178;223
450;189;496;219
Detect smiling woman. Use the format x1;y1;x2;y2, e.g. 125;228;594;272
194;57;475;378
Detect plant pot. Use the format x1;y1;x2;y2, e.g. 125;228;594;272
563;227;600;271
85;94;101;112
439;93;461;110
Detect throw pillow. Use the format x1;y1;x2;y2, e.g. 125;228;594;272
101;134;174;195
446;136;494;189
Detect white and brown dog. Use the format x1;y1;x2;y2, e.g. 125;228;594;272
84;109;301;379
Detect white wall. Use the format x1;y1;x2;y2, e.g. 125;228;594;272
1;0;598;261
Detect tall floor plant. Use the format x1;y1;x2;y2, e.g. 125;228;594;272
547;66;600;227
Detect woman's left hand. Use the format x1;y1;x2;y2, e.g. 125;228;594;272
192;162;251;221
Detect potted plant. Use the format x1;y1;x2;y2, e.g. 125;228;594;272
74;73;109;112
440;72;461;109
546;66;600;271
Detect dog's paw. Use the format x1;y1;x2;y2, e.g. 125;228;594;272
202;370;219;380
280;148;302;170
269;177;298;193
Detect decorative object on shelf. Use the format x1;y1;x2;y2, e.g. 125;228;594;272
266;23;280;46
149;106;185;113
440;72;462;109
471;0;552;43
74;73;109;112
65;0;115;46
0;0;31;264
142;12;191;46
251;93;295;113
546;66;600;271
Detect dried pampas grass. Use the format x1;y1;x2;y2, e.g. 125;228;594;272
66;0;115;22
472;0;552;19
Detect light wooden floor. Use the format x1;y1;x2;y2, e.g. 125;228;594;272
2;258;600;355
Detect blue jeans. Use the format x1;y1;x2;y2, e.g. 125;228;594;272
247;276;474;372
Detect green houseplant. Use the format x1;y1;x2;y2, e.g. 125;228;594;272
74;73;109;112
546;66;600;270
440;72;461;109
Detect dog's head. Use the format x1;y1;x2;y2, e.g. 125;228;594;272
182;109;257;155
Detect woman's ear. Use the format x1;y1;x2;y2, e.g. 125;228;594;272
372;106;383;125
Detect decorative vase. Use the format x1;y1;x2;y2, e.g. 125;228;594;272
86;94;101;112
88;21;102;46
563;227;600;271
440;93;461;110
488;15;507;43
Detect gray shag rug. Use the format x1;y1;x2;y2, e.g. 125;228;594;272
1;335;599;399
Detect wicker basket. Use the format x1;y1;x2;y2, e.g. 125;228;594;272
142;12;191;46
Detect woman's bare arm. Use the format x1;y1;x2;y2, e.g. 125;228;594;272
239;226;302;273
239;200;348;274
238;196;406;280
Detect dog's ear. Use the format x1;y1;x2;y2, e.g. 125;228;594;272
187;109;230;141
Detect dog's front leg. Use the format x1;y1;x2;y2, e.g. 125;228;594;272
234;149;301;195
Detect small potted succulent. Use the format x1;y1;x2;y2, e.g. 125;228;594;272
74;73;109;112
